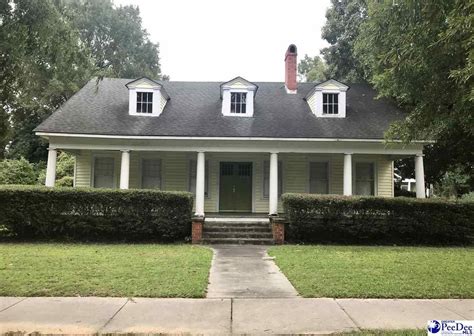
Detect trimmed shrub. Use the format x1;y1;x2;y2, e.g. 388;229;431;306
282;193;474;245
0;186;193;242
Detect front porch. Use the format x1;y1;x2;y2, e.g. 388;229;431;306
40;135;428;219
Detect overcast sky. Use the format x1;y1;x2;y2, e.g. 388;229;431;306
113;0;332;82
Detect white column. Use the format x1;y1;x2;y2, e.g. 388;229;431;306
415;154;426;198
45;148;57;187
343;153;353;196
119;150;130;189
195;151;205;217
269;152;279;215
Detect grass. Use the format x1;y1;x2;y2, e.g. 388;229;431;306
0;243;213;297
268;245;474;298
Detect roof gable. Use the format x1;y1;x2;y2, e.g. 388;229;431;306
314;79;349;91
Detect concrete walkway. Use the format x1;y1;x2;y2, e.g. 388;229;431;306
0;297;472;334
206;245;298;298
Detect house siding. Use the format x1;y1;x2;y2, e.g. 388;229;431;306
74;151;394;210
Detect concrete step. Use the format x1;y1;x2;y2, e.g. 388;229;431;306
204;222;270;228
203;231;273;239
204;226;271;233
201;237;274;245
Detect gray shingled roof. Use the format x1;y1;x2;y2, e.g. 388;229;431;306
35;78;406;139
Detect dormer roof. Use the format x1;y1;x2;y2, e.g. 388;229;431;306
125;77;170;100
305;79;349;100
220;76;258;98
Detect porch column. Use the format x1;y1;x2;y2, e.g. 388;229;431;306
45;148;57;187
195;151;205;217
269;152;279;215
343;153;353;196
415;154;426;198
119;150;130;189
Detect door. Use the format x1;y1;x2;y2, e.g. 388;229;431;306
219;162;252;212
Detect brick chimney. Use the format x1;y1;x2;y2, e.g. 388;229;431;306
285;44;297;93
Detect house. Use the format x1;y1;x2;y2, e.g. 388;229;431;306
35;44;428;218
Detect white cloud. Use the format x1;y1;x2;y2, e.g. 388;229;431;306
113;0;331;81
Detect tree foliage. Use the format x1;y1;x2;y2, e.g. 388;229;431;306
1;0;162;162
0;157;37;185
298;55;328;82
321;0;367;82
321;0;473;188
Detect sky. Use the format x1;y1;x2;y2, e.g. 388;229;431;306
113;0;332;82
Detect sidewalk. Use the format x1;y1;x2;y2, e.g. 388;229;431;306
1;297;472;334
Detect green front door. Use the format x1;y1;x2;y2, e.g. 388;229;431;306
219;162;252;212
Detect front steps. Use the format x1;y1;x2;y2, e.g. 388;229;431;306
202;219;273;245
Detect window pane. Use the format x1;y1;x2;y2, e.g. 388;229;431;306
334;94;338;103
309;162;329;194
334;104;338;114
323;104;328;114
323;93;327;104
94;157;114;188
355;162;375;196
142;159;161;189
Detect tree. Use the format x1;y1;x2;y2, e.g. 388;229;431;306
1;0;163;163
0;157;37;185
1;0;94;162
63;0;162;79
354;0;473;188
321;0;368;82
298;55;328;82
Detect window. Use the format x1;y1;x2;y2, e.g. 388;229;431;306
355;162;375;195
136;92;153;113
323;93;338;114
93;157;114;188
309;162;329;194
189;160;209;197
141;158;161;189
230;92;247;114
263;161;283;198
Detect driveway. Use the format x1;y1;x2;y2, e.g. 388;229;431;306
206;245;298;298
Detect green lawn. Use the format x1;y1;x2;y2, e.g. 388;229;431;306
0;243;213;297
268;245;474;298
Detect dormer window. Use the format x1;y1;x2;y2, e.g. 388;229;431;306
231;92;247;114
125;77;169;117
220;76;258;117
136;92;153;113
323;93;338;115
305;79;349;118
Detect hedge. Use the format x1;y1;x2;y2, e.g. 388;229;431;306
0;186;193;242
282;193;474;245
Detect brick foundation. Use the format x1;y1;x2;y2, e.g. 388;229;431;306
270;216;286;245
192;217;204;244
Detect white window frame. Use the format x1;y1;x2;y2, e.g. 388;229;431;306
262;160;283;199
188;159;210;198
140;157;162;189
230;92;247;114
309;161;331;194
128;88;161;116
322;93;339;115
221;88;255;117
353;160;378;196
91;154;116;188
